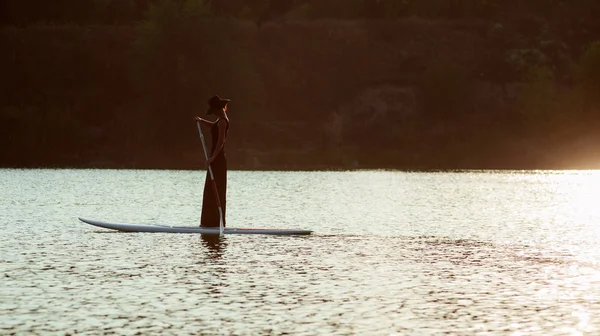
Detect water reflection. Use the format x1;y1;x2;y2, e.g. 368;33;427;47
200;234;227;258
3;169;600;335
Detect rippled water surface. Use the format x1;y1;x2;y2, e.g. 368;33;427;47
2;169;600;335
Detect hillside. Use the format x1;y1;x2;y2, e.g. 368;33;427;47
2;1;600;169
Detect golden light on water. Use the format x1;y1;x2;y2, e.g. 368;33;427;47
557;171;600;224
5;169;600;334
531;171;600;336
545;171;600;262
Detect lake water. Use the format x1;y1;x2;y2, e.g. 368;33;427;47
1;169;600;335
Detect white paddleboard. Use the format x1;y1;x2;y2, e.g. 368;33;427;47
79;218;312;235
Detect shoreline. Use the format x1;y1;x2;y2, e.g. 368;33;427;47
2;162;599;171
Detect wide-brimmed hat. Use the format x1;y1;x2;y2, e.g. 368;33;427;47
207;95;230;109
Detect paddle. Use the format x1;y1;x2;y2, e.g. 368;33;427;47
196;121;225;236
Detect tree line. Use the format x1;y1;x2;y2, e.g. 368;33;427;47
2;0;599;26
1;1;600;169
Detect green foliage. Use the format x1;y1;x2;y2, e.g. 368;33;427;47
134;0;212;104
1;0;144;24
133;0;264;149
518;64;596;143
412;0;491;19
133;0;212;147
519;66;558;126
505;48;548;81
3;14;600;169
243;0;271;20
305;0;363;19
301;0;501;20
578;41;600;91
2;0;599;24
208;0;246;17
500;40;572;82
418;59;473;121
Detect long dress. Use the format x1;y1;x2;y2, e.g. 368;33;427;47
200;118;229;227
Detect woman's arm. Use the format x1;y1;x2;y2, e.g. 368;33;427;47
195;116;214;127
207;119;228;165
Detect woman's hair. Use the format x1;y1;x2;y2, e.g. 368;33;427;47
206;95;229;115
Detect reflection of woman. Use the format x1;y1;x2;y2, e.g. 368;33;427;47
200;234;227;257
195;95;230;227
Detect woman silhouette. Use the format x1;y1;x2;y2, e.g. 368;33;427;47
195;95;230;227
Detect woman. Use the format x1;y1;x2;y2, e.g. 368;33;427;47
195;95;230;227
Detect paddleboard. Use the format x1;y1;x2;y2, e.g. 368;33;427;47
78;218;312;235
